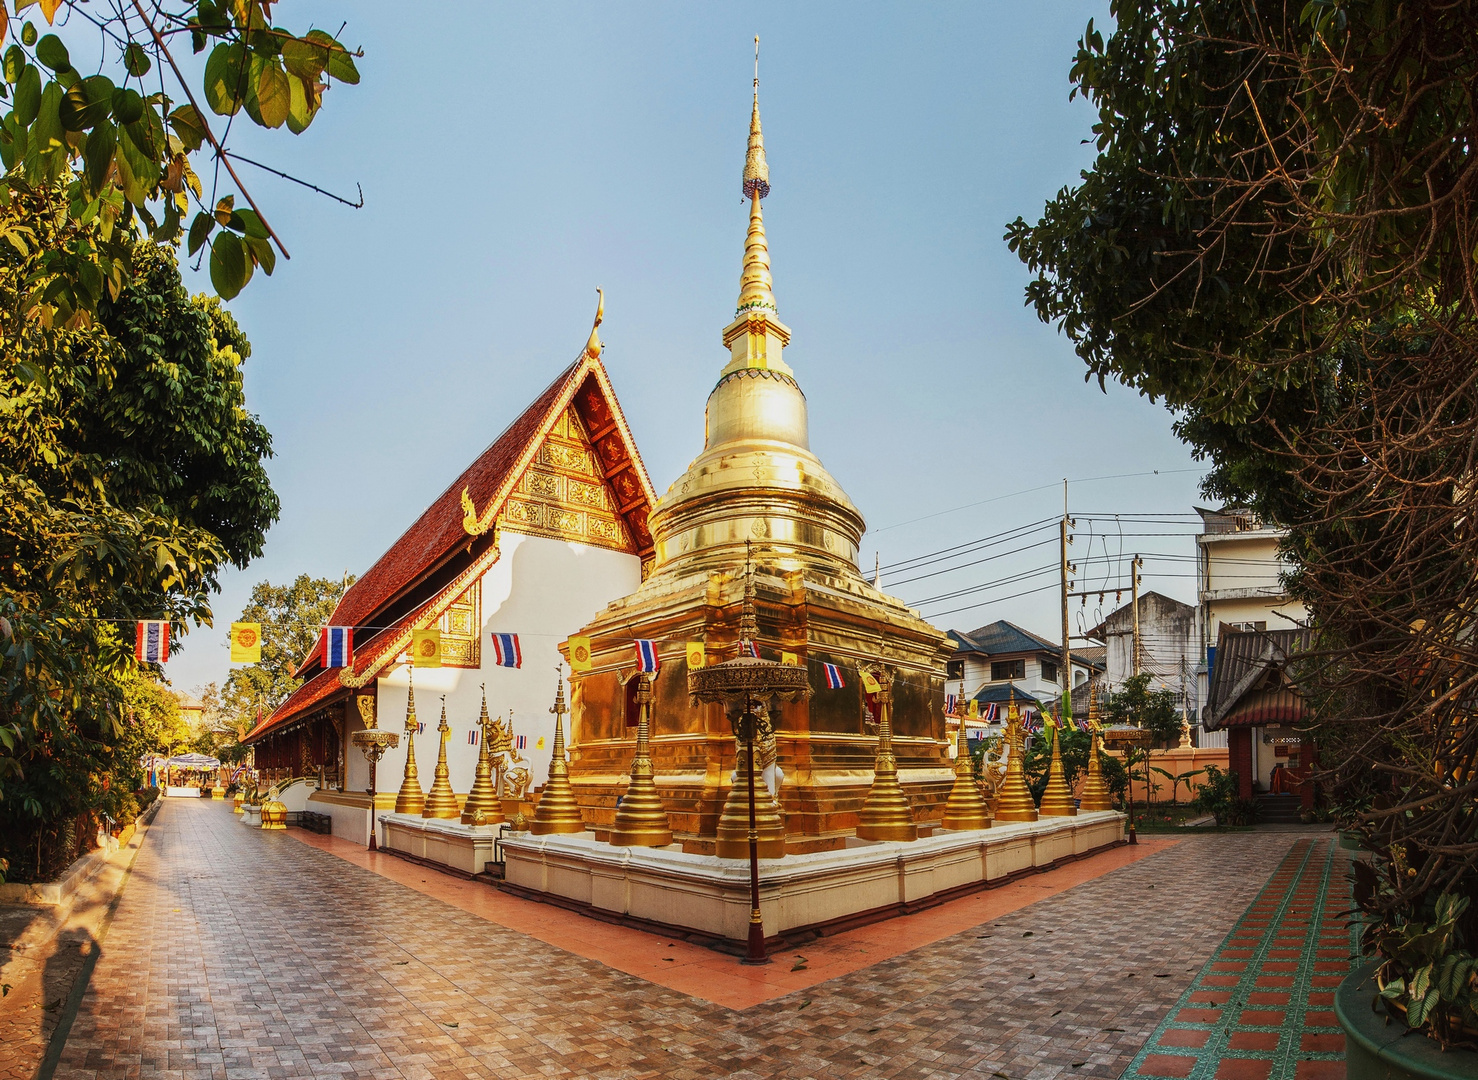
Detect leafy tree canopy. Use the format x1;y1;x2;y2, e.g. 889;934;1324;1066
220;573;352;732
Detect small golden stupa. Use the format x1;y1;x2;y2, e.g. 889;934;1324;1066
940;688;990;831
607;673;675;847
1078;683;1114;812
461;686;504;825
394;669;425;815
992;691;1040;823
421;697;460;819
855;668;919;841
530;671;586;834
1037;711;1078;817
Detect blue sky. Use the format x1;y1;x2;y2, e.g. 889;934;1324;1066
147;2;1207;694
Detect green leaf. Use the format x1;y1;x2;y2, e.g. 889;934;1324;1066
20;22;36;48
280;37;325;82
187;211;214;255
114;123;158;205
202;42;245;116
4;45;23;85
253;59;289;129
167;104;205;152
31;79;61;151
83;119;114;194
110;86;143;125
209;230;250;299
306;30;358;85
12;63;39;125
60;75;113;131
1411;964;1432;1002
234;207;268;239
245;233;274;275
34;33;67;73
123;42;151;77
285;72;313;134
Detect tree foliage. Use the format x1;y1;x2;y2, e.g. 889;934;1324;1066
220;573;351;735
0;0;359;318
1008;0;1478;1044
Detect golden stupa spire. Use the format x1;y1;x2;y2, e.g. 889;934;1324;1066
993;688;1040;823
737;38;775;318
394;665;425;815
461;684;503;825
530;666;585;834
421;696;460;819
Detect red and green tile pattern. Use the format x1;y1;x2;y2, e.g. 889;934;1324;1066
1124;838;1355;1080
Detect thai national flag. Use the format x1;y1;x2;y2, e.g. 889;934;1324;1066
135;620;169;663
984;703;999;723
823;662;844;689
467;729;479;746
515;735;527;749
492;633;522;668
945;693;958;715
634;639;660;673
740;640;759;658
416;721;426;734
321;626;353;668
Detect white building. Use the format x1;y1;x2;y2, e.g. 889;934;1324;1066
244;330;657;843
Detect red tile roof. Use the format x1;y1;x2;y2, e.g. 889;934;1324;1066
249;347;657;746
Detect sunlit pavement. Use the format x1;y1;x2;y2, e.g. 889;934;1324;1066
47;799;1339;1079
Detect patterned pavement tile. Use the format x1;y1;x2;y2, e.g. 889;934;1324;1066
47;800;1330;1080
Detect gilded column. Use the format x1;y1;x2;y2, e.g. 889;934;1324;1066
421;697;460;819
993;691;1040;823
608;673;675;847
1037;713;1078;817
394;669;425;815
461;685;504;824
1078;683;1114;812
855;667;919;841
940;695;990;830
530;671;586;834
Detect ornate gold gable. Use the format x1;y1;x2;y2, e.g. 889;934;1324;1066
499;406;641;554
437;580;481;667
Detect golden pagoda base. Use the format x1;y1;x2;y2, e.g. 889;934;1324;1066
607;782;675;848
855;781;919;842
503;811;1125;946
714;759;787;859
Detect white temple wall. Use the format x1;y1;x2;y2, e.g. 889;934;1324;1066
369;531;640;799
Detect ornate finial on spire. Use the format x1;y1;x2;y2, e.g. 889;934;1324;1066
739;538;759;648
584;287;604;360
743;36;769;201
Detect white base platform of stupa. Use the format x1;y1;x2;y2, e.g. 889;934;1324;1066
380;812;505;877
499;811;1124;943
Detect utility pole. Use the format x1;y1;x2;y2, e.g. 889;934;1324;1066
1060;480;1073;722
1131;554;1143;677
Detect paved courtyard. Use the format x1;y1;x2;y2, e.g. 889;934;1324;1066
30;800;1346;1080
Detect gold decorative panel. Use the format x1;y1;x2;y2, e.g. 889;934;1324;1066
499;405;636;554
438;581;481;668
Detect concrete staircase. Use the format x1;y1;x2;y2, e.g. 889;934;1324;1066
1255;793;1303;824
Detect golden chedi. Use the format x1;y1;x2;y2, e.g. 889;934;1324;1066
561;70;953;845
531;672;586;834
1077;683;1114;812
607;673;675;847
1037;713;1078;817
421;697;461;819
394;669;425;815
993;692;1040;823
461;686;504;825
855;668;919;842
940;695;990;831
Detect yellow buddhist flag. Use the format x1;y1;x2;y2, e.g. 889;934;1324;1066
536;736;545;750
861;671;881;695
411;628;442;668
781;650;799;666
568;635;594;672
685;642;706;670
968;699;979;718
229;622;261;664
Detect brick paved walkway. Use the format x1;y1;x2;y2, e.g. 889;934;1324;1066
1122;838;1354;1080
51;800;1324;1080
